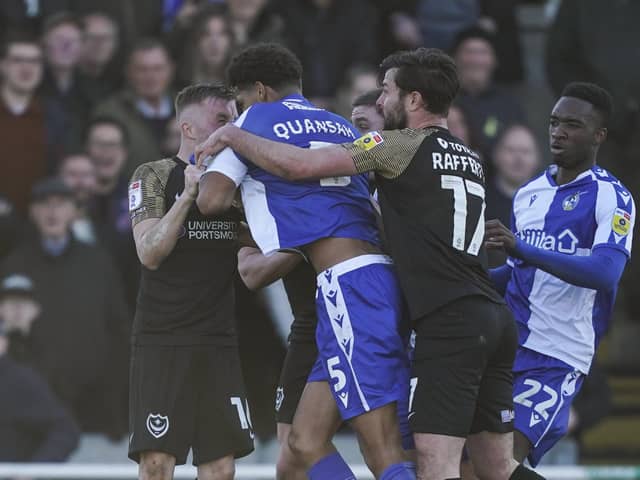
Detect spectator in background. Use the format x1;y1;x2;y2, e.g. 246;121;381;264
85;117;139;308
351;88;384;135
334;64;379;118
93;38;175;177
485;124;541;266
59;153;98;244
375;1;523;84
0;195;20;261
1;177;130;439
0;32;47;216
176;4;234;87
79;12;123;100
0;0;70;35
279;0;376;107
447;103;473;148
228;0;284;48
41;13;93;163
0;274;41;364
0;280;80;462
163;117;182;157
452;26;526;159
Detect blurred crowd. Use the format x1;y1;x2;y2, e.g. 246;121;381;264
1;0;639;465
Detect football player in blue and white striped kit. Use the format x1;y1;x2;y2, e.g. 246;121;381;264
196;44;415;480
485;82;635;468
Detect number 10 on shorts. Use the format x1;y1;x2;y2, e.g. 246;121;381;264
230;396;254;437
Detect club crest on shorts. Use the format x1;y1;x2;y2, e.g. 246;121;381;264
275;386;285;412
146;413;169;438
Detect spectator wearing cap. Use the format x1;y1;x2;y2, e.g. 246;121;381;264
0;32;47;216
0;300;80;462
1;177;131;439
93;38;175;177
452;26;526;159
0;273;41;363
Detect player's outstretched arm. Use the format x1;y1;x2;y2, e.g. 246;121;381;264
238;247;302;291
196;124;358;181
485;219;627;291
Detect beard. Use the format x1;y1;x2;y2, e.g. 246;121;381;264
383;102;408;130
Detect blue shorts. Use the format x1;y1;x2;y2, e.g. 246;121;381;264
307;254;412;445
513;348;584;467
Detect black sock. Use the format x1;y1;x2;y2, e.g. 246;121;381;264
509;464;546;480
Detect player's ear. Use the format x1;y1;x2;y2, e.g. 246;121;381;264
594;126;607;146
181;120;194;140
407;91;424;113
255;81;266;102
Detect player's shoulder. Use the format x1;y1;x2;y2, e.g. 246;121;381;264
590;166;635;210
130;158;175;186
512;170;549;205
591;166;632;193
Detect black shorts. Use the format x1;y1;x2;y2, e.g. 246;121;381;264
275;339;318;424
128;344;254;465
409;295;517;437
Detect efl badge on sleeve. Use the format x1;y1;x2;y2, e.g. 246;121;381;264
353;131;384;151
612;208;632;236
129;181;142;212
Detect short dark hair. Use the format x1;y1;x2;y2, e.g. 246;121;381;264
352;88;382;108
85;115;130;146
42;12;82;36
175;83;236;116
379;48;459;115
560;82;613;128
127;37;170;64
450;26;497;56
0;31;41;59
226;43;302;91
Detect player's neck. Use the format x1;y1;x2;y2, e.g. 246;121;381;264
411;113;447;131
272;86;301;101
176;143;194;163
556;160;595;185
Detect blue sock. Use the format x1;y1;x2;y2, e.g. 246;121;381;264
380;461;417;480
308;452;357;480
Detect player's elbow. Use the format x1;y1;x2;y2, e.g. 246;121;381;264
280;162;313;182
137;249;162;271
238;265;261;291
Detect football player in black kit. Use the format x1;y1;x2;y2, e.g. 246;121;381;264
196;49;547;480
128;84;253;480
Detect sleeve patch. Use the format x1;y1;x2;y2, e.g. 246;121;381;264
612;208;632;236
129;181;142;212
353;131;384;151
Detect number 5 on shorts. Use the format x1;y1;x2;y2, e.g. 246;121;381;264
327;356;346;392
